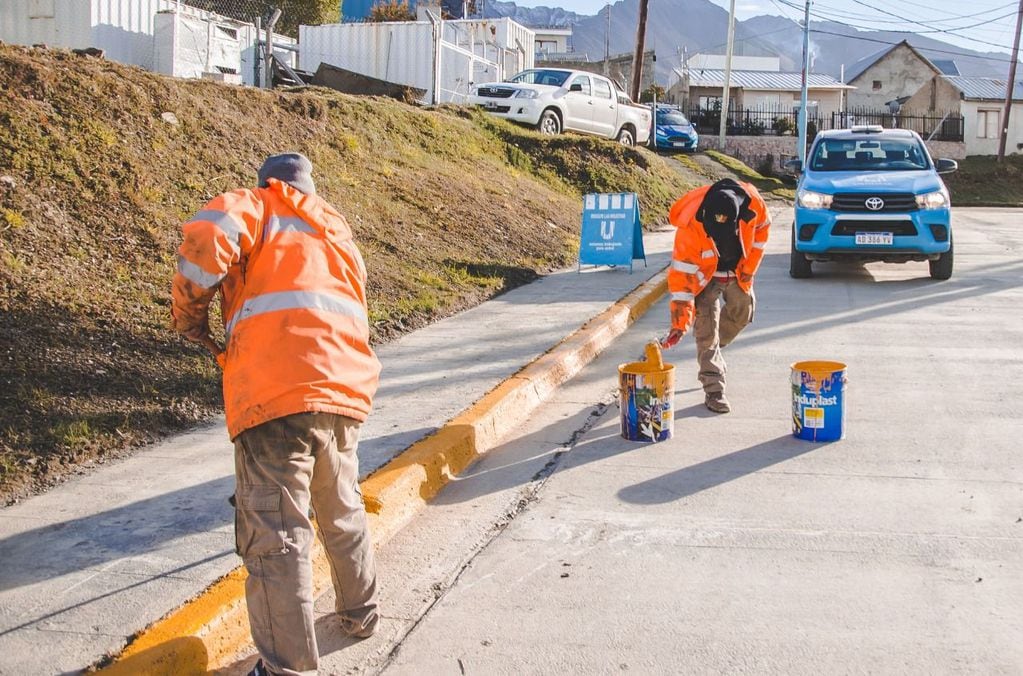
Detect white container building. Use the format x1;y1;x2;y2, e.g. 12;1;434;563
299;18;534;104
0;0;294;86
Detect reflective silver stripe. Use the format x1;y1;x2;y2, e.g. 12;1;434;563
671;291;695;302
752;241;767;249
671;260;700;274
701;249;715;259
264;215;318;240
755;221;770;230
187;209;247;251
226;290;367;337
695;271;706;284
177;255;226;289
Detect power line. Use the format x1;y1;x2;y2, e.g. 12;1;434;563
848;0;1018;50
883;0;1012;19
809;1;1016;29
809;26;1022;64
813;0;1015;25
776;0;1016;41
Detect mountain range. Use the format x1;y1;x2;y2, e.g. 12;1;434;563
478;0;1012;84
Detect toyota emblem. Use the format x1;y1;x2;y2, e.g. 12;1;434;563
865;197;885;211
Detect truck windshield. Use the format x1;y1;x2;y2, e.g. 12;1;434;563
507;70;571;87
809;138;929;171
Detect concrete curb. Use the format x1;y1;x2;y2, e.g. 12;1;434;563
96;268;669;675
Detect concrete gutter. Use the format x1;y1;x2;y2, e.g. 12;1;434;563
96;269;669;675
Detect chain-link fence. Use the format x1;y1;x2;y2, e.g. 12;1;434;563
181;0;340;36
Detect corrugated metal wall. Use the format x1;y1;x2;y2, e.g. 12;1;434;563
300;19;535;104
92;0;175;69
0;0;293;86
301;22;435;96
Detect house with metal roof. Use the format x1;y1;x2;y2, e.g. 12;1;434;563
666;66;852;117
844;40;949;109
905;75;1023;155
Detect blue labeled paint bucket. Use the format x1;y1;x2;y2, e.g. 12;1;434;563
791;360;847;442
619;342;675;442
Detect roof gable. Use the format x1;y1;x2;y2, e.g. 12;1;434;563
845;40;940;84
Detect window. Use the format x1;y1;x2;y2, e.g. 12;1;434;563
978;109;1000;139
569;76;591;96
592;78;613;100
872;80;882;91
698;95;721;110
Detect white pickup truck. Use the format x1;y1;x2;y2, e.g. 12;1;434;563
468;68;652;146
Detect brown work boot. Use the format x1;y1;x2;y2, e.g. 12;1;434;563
339;610;379;639
705;392;731;414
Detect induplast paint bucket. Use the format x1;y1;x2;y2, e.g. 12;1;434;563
791;360;847;442
619;342;675;442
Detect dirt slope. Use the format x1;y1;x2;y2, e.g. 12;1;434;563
0;44;697;503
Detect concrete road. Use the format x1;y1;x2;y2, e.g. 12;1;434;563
231;208;1023;675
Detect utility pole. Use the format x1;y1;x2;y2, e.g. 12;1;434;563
997;0;1023;162
718;0;736;147
797;0;812;165
630;0;649;102
605;3;611;63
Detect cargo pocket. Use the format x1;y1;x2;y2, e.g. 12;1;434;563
234;484;289;558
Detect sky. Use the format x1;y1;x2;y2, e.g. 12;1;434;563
513;0;1021;58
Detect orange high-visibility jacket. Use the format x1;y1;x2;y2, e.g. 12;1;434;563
667;181;771;333
171;178;381;439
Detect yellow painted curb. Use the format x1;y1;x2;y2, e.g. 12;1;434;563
95;268;668;675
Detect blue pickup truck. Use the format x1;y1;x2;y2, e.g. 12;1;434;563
787;126;958;280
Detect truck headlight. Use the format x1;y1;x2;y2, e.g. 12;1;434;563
513;90;539;99
915;190;949;210
797;190;833;210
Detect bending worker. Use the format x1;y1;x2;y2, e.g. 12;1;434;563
661;178;771;413
171;153;380;676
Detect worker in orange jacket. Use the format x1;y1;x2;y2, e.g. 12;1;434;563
661;178;771;413
172;153;381;676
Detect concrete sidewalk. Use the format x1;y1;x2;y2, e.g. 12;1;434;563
0;230;674;675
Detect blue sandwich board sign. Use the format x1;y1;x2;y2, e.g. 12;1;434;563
578;192;646;272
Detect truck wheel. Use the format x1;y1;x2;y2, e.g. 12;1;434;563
789;227;812;278
536;110;561;136
616;127;635;146
929;236;953;280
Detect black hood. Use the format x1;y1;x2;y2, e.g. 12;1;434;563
696;178;755;225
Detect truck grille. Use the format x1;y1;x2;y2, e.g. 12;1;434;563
476;87;515;99
832;220;918;236
831;193;918;212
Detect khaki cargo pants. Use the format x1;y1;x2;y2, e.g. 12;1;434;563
694;276;755;395
234;412;378;676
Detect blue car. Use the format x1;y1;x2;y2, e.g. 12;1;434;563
653;106;698;152
788;126;958;280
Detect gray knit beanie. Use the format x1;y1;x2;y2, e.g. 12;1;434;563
258;152;316;195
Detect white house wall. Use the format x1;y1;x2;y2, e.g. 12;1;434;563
961;101;1023;156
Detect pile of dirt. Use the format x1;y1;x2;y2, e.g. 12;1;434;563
0;44;697;503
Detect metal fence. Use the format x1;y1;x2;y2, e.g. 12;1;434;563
181;0;277;23
181;0;339;36
834;107;964;142
683;103;964;142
